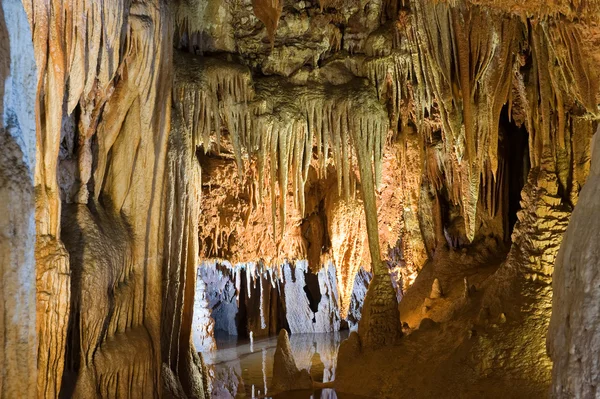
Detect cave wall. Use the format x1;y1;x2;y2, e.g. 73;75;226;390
20;0;208;397
193;260;356;342
0;0;37;396
549;126;600;397
1;0;598;397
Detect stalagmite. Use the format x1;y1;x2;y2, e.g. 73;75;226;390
270;330;313;393
350;89;402;349
430;278;443;299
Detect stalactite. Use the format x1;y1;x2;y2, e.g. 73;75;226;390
174;57;389;248
22;0;213;397
251;0;283;47
520;21;599;201
408;0;542;241
173;52;255;161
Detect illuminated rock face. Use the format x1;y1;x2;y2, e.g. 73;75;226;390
17;0;209;397
194;260;352;339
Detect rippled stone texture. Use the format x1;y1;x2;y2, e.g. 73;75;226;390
0;1;37;396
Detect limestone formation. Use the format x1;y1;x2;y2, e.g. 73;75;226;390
192;279;217;352
548;128;600;398
17;0;209;397
270;330;313;393
194;260;355;338
347;268;372;330
1;0;599;398
430;278;443;299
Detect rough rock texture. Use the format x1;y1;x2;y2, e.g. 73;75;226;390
3;0;599;396
192;279;217;352
548;127;600;398
0;1;38;396
347;268;373;330
19;0;209;397
161;111;210;398
270;330;313;393
284;261;342;334
194;260;350;339
470;157;572;388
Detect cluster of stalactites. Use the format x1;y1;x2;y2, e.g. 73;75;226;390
173;53;255;171
253;95;387;237
23;0;126;112
360;53;415;132
173;55;388;240
408;0;524;240
22;0;130;235
523;22;599;171
407;0;599;241
468;0;600;20
200;259;284;305
174;0;207;51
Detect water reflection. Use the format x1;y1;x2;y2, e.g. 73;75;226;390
204;331;366;399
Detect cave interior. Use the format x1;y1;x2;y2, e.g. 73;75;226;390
1;0;600;398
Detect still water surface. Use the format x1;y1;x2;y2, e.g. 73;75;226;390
204;331;369;399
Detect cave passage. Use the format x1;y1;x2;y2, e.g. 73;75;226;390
500;105;530;238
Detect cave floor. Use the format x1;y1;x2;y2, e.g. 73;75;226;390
335;243;550;398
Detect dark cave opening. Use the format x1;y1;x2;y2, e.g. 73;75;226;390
303;270;322;317
235;271;250;339
499;105;530;238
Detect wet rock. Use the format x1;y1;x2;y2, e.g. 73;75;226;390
271;330;313;393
